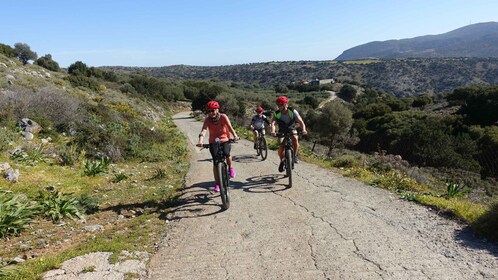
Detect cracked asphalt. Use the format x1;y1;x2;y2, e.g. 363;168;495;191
147;112;498;279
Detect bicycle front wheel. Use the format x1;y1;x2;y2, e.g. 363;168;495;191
285;149;293;188
259;136;268;160
217;162;230;210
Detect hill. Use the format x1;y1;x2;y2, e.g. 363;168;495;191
335;22;498;60
105;57;498;97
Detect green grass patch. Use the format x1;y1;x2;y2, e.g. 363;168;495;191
416;195;488;223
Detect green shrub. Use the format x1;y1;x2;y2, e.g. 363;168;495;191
77;193;99;214
446;179;467;198
83;157;110;176
10;144;46;166
67;61;89;76
0;191;39;238
330;155;360;168
35;54;60;72
112;172;128;183
0;86;84;133
58;144;79;166
371;171;428;193
0;128;18;152
0;43;16;57
64;75;100;91
37;189;83;222
148;168;166;180
119;83;137;94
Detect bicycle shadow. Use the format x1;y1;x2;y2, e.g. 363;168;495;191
231;174;289;193
157;182;231;220
232;154;263;163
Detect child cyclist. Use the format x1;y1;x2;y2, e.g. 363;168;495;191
196;100;240;192
250;106;270;149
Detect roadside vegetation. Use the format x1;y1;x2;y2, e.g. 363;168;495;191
299;84;498;243
0;46;190;279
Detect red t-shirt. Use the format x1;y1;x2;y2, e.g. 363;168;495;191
204;114;230;143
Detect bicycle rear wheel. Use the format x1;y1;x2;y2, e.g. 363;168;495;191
259;136;268;160
217;162;230;210
285;149;293;188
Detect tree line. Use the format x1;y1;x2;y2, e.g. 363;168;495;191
304;84;498;189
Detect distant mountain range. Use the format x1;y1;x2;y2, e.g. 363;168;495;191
335;22;498;60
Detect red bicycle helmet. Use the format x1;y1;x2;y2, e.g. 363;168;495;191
276;96;288;105
206;100;220;109
256;106;263;112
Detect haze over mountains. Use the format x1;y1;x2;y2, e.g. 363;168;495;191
335;22;498;60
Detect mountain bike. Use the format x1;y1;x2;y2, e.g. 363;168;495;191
278;132;295;188
201;138;235;210
255;128;268;160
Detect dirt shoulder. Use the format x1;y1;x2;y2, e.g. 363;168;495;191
147;111;498;279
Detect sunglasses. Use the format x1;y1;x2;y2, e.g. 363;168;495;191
207;109;216;113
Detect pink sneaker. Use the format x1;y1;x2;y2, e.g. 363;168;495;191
214;185;220;192
229;168;236;178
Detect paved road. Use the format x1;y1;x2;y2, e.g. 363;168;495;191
148;111;498;279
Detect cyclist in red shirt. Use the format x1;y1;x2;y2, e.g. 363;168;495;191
196;101;240;192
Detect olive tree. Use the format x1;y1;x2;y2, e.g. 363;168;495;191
14;43;38;65
35;54;60;72
68;61;89;76
312;101;354;156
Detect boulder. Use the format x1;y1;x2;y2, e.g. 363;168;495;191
18;118;42;134
5;168;20;182
0;162;11;172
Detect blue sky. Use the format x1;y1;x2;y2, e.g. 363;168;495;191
2;0;497;67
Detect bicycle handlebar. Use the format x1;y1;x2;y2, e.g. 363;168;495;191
275;131;304;137
199;138;237;150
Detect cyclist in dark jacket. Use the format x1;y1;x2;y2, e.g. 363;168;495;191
270;96;307;172
250;106;270;149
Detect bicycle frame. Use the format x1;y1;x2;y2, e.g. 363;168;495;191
202;138;234;210
255;128;268;160
278;132;295;187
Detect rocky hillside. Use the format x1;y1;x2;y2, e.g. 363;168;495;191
0;53;190;279
105;57;498;97
335;22;498;60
